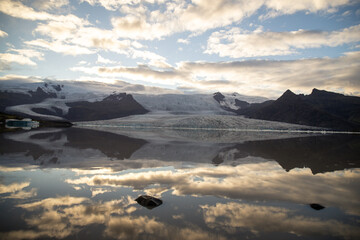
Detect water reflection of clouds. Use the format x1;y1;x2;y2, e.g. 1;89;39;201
2;195;224;240
201;202;360;239
0;182;37;199
66;163;360;215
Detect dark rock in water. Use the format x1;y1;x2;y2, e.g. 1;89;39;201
310;203;325;210
135;195;163;209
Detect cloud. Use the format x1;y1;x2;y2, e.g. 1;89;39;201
206;24;360;58
80;0;167;11
96;54;117;64
72;64;184;84
177;38;190;44
80;0;136;11
261;0;353;19
110;0;264;40
108;0;354;40
0;48;44;69
72;52;360;97
31;0;69;11
0;53;37;67
25;39;95;55
0;0;53;21
0;0;86;24
0;29;8;37
16;6;168;61
201;202;360;239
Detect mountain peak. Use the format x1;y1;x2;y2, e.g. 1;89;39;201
310;88;342;98
103;93;127;101
278;89;297;101
213;92;225;102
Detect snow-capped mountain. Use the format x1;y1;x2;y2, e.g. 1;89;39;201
213;92;267;112
133;94;227;114
1;81;150;121
0;79;267;122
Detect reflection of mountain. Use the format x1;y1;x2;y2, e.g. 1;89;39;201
0;133;53;161
0;128;147;166
213;135;360;174
63;128;147;160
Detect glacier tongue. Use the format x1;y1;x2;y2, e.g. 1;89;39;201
78;112;321;131
132;94;228;113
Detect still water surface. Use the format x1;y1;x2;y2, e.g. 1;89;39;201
0;127;359;240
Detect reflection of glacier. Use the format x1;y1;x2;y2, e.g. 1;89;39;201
130;141;231;163
1;127;360;174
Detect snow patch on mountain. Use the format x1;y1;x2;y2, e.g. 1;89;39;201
6;104;66;121
214;92;268;111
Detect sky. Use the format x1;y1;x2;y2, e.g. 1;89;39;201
0;0;360;98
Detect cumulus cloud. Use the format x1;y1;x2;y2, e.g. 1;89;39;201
96;54;117;64
108;0;354;40
1;0;355;64
206;24;360;58
0;0;53;21
261;0;353;19
0;53;36;67
18;7;169;62
31;0;69;11
0;48;44;69
0;29;8;38
177;38;190;44
110;0;264;40
0;0;86;23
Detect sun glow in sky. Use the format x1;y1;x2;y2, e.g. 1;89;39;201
0;0;360;97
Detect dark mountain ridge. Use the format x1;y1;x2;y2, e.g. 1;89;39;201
65;93;149;121
0;83;149;123
0;87;57;112
237;89;360;131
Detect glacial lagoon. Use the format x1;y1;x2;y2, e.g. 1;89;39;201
0;126;359;240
